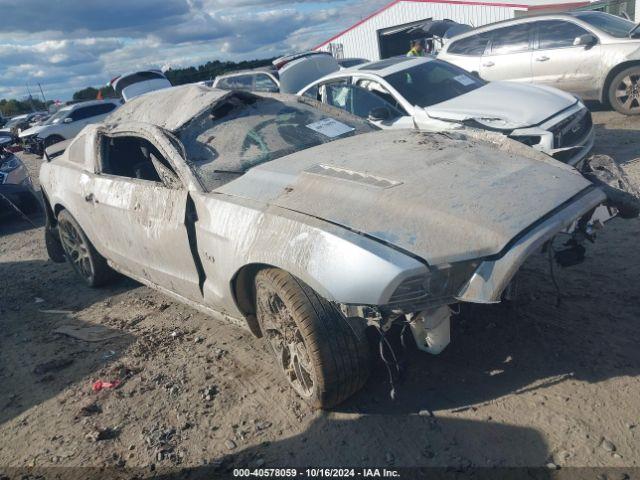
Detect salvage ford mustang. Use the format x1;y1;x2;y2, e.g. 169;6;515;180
40;85;607;408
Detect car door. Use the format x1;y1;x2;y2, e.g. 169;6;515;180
64;106;99;137
85;130;203;302
319;78;412;129
352;78;415;129
479;23;533;82
531;20;601;96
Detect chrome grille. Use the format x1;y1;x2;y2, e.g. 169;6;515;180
552;109;592;149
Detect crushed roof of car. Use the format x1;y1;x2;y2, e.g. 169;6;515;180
105;84;233;132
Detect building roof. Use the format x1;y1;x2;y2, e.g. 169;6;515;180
313;0;591;49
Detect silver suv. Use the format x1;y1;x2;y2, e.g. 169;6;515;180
438;11;640;115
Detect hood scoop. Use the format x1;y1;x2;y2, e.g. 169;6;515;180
304;164;402;189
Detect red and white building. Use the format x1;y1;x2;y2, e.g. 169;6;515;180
313;0;626;60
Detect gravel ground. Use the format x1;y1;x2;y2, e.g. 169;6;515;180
1;109;639;476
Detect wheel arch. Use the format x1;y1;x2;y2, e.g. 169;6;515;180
230;262;338;338
601;61;640;104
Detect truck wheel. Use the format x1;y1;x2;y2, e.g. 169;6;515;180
57;210;116;287
255;268;370;409
608;66;640;115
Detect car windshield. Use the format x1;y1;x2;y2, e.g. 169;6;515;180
178;93;375;192
45;108;70;125
573;11;639;38
384;60;484;108
5;116;26;128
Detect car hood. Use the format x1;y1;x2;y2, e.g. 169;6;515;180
19;124;48;138
216;130;593;265
425;81;578;130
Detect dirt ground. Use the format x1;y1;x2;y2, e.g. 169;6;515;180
1;109;640;477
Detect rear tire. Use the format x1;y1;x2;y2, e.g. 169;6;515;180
57;209;116;287
255;268;370;409
608;66;640;115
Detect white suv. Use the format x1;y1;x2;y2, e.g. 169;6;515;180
19;99;120;156
438;11;640;115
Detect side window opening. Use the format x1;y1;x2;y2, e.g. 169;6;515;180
356;79;407;115
218;75;254;91
489;24;532;55
324;81;403;120
70;107;92;122
302;84;320;101
536;20;590;49
254;74;279;93
101;135;181;188
447;32;491;56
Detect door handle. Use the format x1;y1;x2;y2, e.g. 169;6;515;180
535;56;550;62
482;61;495;67
84;193;95;203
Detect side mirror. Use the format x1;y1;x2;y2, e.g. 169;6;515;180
368;106;391;122
574;34;597;48
63;117;73;124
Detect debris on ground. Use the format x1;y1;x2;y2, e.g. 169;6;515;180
54;323;126;342
92;380;121;393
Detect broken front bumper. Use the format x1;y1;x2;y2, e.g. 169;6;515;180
21;135;44;156
510;104;594;168
456;186;606;304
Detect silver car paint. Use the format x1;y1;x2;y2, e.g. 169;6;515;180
438;13;640;102
40;85;606;334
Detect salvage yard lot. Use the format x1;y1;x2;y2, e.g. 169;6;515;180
1;109;640;472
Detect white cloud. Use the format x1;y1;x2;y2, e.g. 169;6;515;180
0;0;389;100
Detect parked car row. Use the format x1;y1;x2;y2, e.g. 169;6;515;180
19;99;120;156
0;136;39;216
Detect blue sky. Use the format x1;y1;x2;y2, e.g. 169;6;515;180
0;0;388;101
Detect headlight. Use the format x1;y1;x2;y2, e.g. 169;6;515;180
0;156;21;173
386;261;479;312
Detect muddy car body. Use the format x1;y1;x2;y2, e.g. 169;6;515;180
40;85;607;408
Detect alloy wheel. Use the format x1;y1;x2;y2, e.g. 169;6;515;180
59;219;94;282
257;291;316;398
615;73;640;113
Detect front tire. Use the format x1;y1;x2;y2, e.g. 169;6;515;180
57;210;116;287
255;268;370;409
608;66;640;115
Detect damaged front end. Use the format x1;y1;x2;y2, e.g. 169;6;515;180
343;185;608;357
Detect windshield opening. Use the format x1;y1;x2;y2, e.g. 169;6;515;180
177;93;375;192
573;11;639;38
384;60;484;108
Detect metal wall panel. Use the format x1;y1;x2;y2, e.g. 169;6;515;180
317;1;522;60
